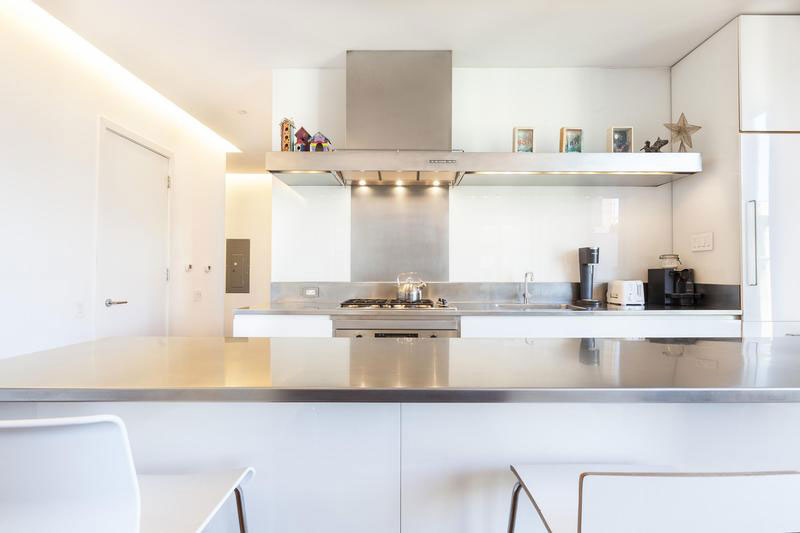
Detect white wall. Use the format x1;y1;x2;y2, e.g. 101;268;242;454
670;20;741;284
271;67;673;283
452;68;670;153
0;1;231;357
450;186;672;282
271;180;351;282
271;68;346;151
450;68;672;282
224;174;272;335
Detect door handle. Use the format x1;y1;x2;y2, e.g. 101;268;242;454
105;299;128;307
746;200;758;286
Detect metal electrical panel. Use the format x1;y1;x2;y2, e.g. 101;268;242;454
225;239;250;293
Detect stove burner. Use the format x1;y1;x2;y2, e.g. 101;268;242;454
340;298;441;309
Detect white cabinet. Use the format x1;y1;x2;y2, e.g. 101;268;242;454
460;315;741;338
740;134;800;336
233;314;333;337
739;16;800;132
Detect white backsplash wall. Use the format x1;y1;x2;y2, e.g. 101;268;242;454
450;186;672;282
271;180;351;282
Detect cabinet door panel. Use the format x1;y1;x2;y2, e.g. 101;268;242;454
740;134;800;323
739;16;800;132
460;316;740;338
233;315;333;337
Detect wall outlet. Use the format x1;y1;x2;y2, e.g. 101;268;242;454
193;289;203;302
691;232;714;252
302;286;320;298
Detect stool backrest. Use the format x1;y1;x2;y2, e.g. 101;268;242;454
579;470;800;533
0;415;140;533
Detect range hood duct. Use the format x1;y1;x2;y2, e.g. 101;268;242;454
346;50;452;151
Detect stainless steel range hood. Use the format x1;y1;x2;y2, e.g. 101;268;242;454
269;50;463;186
266;50;702;187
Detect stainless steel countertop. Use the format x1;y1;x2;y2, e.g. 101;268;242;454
234;302;742;317
0;336;796;403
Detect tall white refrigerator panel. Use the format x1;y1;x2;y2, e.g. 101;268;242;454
741;134;800;336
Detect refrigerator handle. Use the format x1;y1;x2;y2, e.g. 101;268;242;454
746;200;758;286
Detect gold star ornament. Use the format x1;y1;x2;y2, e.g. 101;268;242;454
663;113;701;152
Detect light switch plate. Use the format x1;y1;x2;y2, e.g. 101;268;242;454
302;286;320;298
691;232;714;252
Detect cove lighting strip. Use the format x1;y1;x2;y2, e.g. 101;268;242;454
2;0;239;153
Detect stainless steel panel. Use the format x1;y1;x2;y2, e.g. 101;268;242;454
334;330;458;339
346;51;452;150
269;171;343;186
264;151;702;187
351;185;449;282
333;317;459;331
7;337;800;403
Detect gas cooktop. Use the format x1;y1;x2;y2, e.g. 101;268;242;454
340;298;447;309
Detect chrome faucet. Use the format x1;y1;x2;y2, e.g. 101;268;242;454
523;272;534;304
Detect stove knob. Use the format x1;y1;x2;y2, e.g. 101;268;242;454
355;334;363;338
430;334;438;338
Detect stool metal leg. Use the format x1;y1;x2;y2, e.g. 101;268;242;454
507;481;522;533
234;485;248;533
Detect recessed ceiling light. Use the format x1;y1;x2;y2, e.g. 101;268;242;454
237;109;248;115
396;180;404;186
432;180;441;186
358;179;367;186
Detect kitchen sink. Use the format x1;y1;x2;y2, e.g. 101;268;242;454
492;303;588;311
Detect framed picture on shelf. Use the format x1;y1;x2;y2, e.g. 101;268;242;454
608;127;633;153
559;127;582;153
512;127;535;152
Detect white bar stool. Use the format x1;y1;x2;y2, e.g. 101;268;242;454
507;463;800;532
0;415;254;533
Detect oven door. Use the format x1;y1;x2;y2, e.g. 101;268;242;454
335;329;458;339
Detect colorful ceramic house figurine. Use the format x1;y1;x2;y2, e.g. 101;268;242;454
279;118;295;152
309;131;334;152
294;127;310;151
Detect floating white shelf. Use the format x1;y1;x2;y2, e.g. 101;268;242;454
266;151;702;187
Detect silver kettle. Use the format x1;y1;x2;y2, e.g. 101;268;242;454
396;272;426;302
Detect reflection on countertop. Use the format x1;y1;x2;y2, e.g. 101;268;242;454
0;336;797;402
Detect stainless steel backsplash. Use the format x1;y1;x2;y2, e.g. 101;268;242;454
351;185;449;282
271;281;741;308
271;282;578;304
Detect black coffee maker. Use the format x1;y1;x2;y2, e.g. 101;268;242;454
577;247;600;308
648;268;700;306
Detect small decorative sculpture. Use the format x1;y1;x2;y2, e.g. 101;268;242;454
279;118;295;152
639;137;669;152
294;127;311;151
309;131;334;152
663;112;701;152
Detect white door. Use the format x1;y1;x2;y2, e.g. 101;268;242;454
96;127;170;337
741;134;800;336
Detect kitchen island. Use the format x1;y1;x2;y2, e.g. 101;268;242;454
1;336;798;532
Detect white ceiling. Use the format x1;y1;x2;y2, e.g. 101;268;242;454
36;0;800;169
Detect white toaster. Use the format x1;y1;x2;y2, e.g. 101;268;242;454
607;280;645;306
